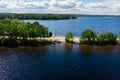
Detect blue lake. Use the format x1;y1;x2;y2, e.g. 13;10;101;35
0;44;120;80
37;17;120;36
1;17;120;80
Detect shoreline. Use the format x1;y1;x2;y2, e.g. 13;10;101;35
0;36;120;48
42;36;80;43
48;36;120;43
53;36;79;43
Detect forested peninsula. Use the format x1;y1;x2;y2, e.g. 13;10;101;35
0;13;77;20
0;18;52;47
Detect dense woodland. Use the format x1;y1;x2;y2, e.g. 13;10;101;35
0;18;51;47
0;13;77;20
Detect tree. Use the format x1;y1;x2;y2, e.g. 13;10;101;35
32;22;39;27
39;25;48;37
49;32;53;37
0;18;50;46
65;32;73;42
3;18;11;24
17;22;29;39
97;32;106;45
0;23;5;36
98;32;105;41
104;32;116;44
80;29;96;44
9;19;20;39
81;29;96;41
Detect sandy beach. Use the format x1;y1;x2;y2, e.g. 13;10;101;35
51;36;80;43
43;36;80;43
46;36;120;43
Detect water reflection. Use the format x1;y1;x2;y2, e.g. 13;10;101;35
93;46;115;54
1;44;120;80
1;44;120;55
79;45;120;54
1;44;120;54
79;45;94;54
17;46;48;51
64;42;73;53
0;47;11;53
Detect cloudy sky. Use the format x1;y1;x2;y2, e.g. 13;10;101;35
0;0;120;15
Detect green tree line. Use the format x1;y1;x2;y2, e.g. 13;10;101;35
0;18;51;47
0;13;77;20
65;29;117;45
0;18;49;39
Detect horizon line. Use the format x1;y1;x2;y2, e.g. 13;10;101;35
0;13;120;16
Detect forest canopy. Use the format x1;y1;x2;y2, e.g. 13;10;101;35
0;18;52;47
0;18;50;39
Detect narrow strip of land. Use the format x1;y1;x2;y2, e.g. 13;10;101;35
44;36;80;43
44;36;120;43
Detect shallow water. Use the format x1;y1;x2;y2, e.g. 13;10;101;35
0;44;120;80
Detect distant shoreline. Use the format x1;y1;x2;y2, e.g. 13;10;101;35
0;13;120;21
74;14;120;17
0;13;77;20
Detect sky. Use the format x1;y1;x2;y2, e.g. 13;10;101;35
0;0;120;15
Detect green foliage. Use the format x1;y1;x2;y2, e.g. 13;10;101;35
0;37;18;47
81;29;96;41
80;29;117;45
0;23;5;36
104;32;116;42
17;22;29;39
49;32;53;37
98;32;105;41
97;32;106;45
65;32;73;42
0;13;77;20
0;18;50;46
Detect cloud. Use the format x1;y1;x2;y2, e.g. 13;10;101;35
0;0;120;15
55;0;76;9
0;0;49;9
23;1;49;9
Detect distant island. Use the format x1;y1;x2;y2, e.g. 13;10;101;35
0;13;77;20
1;13;120;20
73;14;120;17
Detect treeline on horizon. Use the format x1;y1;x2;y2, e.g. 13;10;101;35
73;14;120;17
0;13;77;20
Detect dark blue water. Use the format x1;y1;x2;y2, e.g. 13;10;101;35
36;17;120;36
0;44;120;80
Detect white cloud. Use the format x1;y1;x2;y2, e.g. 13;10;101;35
23;1;49;9
0;0;120;15
56;0;76;9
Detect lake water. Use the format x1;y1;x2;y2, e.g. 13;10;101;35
25;17;120;36
1;17;120;80
0;43;120;80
